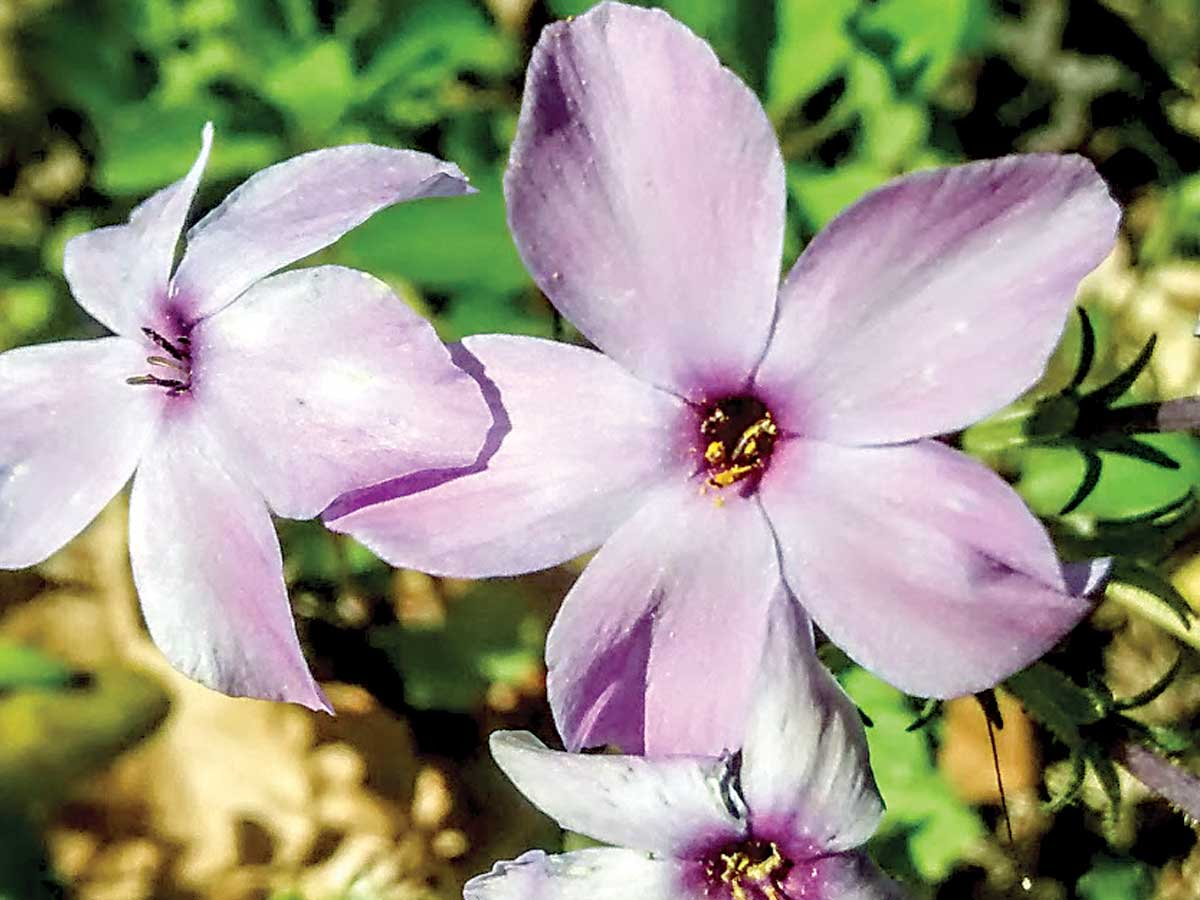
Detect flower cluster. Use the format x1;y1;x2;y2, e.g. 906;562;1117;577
0;1;1122;895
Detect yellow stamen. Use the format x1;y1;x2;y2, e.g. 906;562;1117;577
704;413;777;489
713;842;787;899
744;844;786;882
730;416;778;463
709;463;758;488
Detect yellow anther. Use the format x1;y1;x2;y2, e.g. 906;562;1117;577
700;401;778;490
744;844;786;882
730;416;777;462
714;842;786;899
708;464;757;488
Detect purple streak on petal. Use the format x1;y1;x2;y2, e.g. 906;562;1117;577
192;266;489;520
755;155;1121;445
63;124;213;338
740;591;884;857
505;1;785;400
547;483;780;757
762;438;1096;698
464;849;690;900
0;338;161;568
1116;741;1200;822
326;335;688;577
553;604;653;756
489;731;745;856
172;146;472;322
128;410;329;710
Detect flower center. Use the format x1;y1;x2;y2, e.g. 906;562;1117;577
699;396;778;489
704;839;791;900
125;327;193;395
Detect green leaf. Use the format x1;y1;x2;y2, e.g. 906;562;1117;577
843;54;929;166
664;0;774;89
95;107;282;196
787;162;890;229
0;666;170;810
369;582;544;712
336;171;528;294
26;5;145;122
768;0;855;117
440;290;555;342
360;0;515;127
1005;664;1104;750
262;39;356;135
841;667;984;882
853;0;988;96
1141;724;1197;755
0;643;75;693
1076;856;1153;900
547;0;594;16
280;519;345;586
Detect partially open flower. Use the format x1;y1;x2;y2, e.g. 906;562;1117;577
0;125;491;708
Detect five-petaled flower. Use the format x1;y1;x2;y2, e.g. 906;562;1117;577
0;125;490;709
466;595;906;900
327;2;1121;755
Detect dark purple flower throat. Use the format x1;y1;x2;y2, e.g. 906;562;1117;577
699;395;778;490
700;838;791;900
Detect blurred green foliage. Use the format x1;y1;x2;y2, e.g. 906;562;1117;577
841;667;985;884
371;582;545;712
0;640;76;692
2;0;1200;897
0;810;61;900
1076;856;1154;900
4;0;539;351
0;660;170;810
776;0;987;234
26;0;516;191
0;645;167;897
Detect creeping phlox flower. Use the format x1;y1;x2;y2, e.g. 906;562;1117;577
466;597;906;900
0;125;490;709
327;2;1120;753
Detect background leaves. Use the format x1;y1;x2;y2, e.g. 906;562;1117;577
2;0;1200;898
